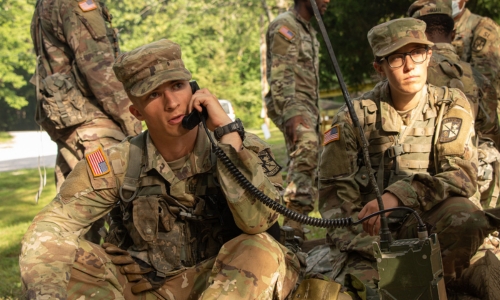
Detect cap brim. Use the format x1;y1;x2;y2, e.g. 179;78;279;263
129;69;192;97
375;38;434;57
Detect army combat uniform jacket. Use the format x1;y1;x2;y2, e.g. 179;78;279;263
318;83;496;286
264;9;322;211
19;128;295;298
427;43;500;208
264;9;320;126
31;0;141;140
453;8;500;108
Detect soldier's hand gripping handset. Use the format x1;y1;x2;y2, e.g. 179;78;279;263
183;81;244;151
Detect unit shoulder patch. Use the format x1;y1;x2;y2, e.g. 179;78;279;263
323;125;340;146
472;36;487;52
257;150;282;177
439;117;462;143
278;25;295;41
78;0;98;12
86;147;111;177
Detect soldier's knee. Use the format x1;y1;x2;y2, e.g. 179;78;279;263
435;197;490;240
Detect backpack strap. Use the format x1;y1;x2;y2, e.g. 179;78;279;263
433;86;452;173
119;131;148;203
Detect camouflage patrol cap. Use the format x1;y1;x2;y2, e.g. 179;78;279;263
113;39;192;97
368;18;434;57
408;0;452;18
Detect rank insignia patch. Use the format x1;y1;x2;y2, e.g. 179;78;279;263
439;117;462;143
86;147;110;177
79;0;98;12
472;37;487;52
323;125;340;145
258;150;282;177
278;26;295;41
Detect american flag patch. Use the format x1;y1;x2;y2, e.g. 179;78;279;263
323;125;340;145
78;0;98;12
86;147;110;177
278;25;295;41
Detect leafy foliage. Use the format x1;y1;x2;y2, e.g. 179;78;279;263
1;0;499;130
0;0;35;110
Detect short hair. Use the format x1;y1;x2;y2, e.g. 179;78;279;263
419;14;454;37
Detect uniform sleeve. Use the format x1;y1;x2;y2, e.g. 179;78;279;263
58;2;140;136
216;133;283;234
19;159;119;298
267;20;308;122
469;18;500;106
385;89;478;211
318;106;378;256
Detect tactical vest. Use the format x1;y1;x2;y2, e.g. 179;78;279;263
354;86;451;203
113;132;286;277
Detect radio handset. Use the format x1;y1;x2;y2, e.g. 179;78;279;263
182;81;208;130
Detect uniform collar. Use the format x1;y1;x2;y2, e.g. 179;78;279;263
144;127;213;185
379;82;429;132
379;82;402;133
290;8;313;30
432;43;461;61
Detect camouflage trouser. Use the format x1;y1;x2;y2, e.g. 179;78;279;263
55;118;126;244
276;114;321;211
318;197;495;293
67;233;300;299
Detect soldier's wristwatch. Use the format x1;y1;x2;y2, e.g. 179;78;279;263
214;119;245;142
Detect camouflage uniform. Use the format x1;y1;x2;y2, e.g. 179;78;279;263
427;43;500;147
265;9;321;214
409;0;500;209
318;19;497;295
20;39;299;300
452;8;500;113
31;0;142;192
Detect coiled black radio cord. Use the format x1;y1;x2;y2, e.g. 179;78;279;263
201;118;426;230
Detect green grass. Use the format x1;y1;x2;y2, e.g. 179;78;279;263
0;132;13;143
0;168;56;299
0;126;326;299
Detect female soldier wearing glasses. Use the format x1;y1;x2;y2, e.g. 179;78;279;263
318;18;497;298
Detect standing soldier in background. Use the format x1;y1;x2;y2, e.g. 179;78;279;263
451;0;500;110
408;0;500;209
31;0;142;243
265;0;329;239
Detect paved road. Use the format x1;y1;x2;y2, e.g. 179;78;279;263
0;131;57;172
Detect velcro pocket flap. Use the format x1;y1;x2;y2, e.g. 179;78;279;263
133;196;159;242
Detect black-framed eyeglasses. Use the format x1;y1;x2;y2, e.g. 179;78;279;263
379;47;429;68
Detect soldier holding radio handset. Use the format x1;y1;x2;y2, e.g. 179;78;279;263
20;39;299;299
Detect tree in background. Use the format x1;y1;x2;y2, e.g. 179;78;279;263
1;0;499;131
0;0;36;131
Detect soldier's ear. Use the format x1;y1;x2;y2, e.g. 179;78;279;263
373;62;384;77
129;105;144;121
